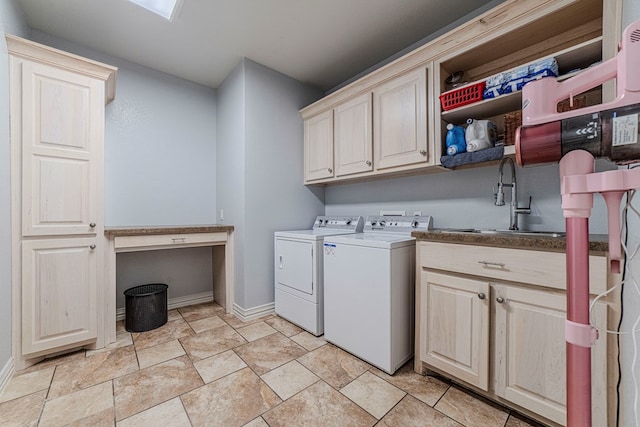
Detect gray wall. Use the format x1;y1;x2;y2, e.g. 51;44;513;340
29;32;218;309
619;2;640;424
217;59;324;310
216;61;247;307
243;60;324;308
0;0;28;373
325;160;613;233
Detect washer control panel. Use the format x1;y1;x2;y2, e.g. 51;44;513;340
313;216;364;231
364;215;433;233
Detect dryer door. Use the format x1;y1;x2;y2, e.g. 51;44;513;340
275;238;314;295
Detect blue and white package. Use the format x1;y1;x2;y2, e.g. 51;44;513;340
483;72;505;99
502;58;559;94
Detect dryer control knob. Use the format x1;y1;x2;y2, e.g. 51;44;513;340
380;220;386;226
371;221;377;226
346;219;352;225
411;220;419;228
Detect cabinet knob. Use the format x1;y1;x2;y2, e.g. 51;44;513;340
365;160;372;166
496;296;505;304
328;168;333;173
89;244;96;250
420;150;427;155
477;293;486;300
89;222;96;228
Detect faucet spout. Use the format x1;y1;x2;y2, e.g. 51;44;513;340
496;157;530;230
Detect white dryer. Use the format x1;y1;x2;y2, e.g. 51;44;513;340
274;216;363;336
323;215;433;374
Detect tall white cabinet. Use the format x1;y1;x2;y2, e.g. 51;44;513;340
7;35;116;368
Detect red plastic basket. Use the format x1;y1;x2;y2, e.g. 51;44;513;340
439;81;486;111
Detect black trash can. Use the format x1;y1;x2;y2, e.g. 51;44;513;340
124;284;168;332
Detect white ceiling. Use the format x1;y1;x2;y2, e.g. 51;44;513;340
15;0;496;91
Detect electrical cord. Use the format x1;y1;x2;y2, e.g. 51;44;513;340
589;192;637;425
588;162;640;427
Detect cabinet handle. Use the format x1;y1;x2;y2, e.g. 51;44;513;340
89;222;96;228
89;244;96;250
477;293;486;300
420;150;427;155
478;260;505;268
496;296;505;304
171;237;186;243
328;167;333;173
365;160;371;166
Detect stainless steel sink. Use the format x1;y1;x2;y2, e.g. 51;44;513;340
440;228;565;238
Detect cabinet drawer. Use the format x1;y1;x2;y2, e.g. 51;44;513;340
114;232;227;251
419;242;607;294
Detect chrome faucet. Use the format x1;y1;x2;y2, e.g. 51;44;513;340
495;157;531;230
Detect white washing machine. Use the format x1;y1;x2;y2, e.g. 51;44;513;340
323;215;433;374
274;216;364;336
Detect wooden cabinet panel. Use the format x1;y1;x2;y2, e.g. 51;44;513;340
418;241;608;294
8;35;116;367
416;240;614;426
421;271;490;390
304;110;334;182
373;67;428;170
335;93;372;176
21;238;98;356
21;61;102;236
493;284;608;426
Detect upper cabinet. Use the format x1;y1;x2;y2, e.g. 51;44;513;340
335;93;372;177
373;67;428;170
304;110;334;181
20;61;102;237
303;64;433;184
301;0;620;184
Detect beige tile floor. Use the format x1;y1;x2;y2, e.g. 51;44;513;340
0;302;543;426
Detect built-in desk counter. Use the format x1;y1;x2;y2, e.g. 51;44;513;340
103;225;234;346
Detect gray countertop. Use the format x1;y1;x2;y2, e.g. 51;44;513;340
104;224;234;237
412;230;609;253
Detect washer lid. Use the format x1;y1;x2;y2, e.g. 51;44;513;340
324;233;416;249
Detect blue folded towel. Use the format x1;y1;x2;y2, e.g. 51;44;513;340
440;146;505;169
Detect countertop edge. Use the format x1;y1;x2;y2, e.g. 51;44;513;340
412;231;609;253
104;225;234;237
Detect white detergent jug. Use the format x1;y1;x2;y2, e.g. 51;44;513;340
465;118;497;152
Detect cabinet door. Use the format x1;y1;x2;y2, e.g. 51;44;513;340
20;61;103;236
373;67;428;170
21;238;98;356
304;110;334;182
420;271;490;390
493;285;608;426
335;93;372;176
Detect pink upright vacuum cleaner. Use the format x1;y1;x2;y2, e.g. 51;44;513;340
515;20;640;426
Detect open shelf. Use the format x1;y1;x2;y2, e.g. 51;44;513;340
440;36;603;124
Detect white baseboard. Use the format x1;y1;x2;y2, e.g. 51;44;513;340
0;357;15;398
116;292;214;321
233;302;275;322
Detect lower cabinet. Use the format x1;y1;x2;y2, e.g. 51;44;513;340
417;241;613;426
21;238;98;356
420;271;490;390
